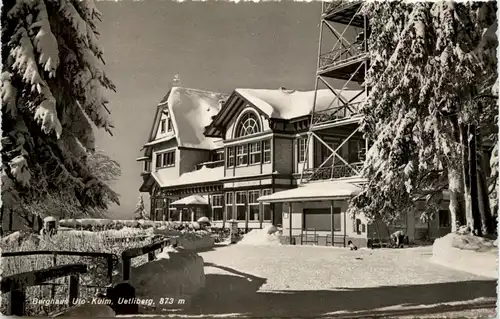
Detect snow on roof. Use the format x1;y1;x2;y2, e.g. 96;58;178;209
151;165;224;188
235;88;364;120
258;180;362;203
144;135;176;147
162;87;228;150
171;195;209;206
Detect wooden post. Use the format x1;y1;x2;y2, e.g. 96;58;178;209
51;252;57;298
343;207;347;247
122;258;131;281
68;274;79;306
330;201;335;247
288;202;293;245
9;289;25;316
106;256;114;284
147;251;155;262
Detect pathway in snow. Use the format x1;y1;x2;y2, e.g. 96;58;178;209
179;245;495;317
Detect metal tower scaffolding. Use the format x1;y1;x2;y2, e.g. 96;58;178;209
299;0;370;184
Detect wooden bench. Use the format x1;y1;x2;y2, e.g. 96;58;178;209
325;234;346;247
301;228;318;245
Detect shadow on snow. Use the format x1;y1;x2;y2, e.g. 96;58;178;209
178;262;496;317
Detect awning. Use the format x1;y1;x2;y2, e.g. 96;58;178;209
258;180;362;203
171;195;209;206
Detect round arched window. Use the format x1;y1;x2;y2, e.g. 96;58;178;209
236;112;261;138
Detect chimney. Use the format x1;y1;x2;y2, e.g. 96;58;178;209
218;99;225;109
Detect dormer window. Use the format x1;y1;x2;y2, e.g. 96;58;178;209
160;119;166;133
161;110;173;134
236;112;261;138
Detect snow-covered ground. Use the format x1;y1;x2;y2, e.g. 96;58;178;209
156;245;496;317
431;233;498;279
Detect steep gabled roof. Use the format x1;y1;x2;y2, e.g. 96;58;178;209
235;88;364;120
146;87;228;150
205;87;364;137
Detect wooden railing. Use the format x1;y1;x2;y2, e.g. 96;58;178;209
2;251;118;290
312;102;363;125
120;238;170;280
319;40;367;70
303;162;364;181
1;264;87;316
323;0;362;16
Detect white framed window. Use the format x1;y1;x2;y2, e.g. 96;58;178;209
160;119;166;133
167;118;173;132
155;153;162;168
211;195;224;221
226;147;235;167
161;150;175;167
236;145;248;166
298;137;307;163
225;192;234;220
262;189;272;221
249;142;261;165
235;191;247;221
248;190;260;221
263;140;271;163
144;161;151;172
236;112;261;137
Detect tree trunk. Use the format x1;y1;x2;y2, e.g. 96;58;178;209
476;130;495;235
468;124;482;236
460;124;473;230
0;206;4;237
448;164;466;232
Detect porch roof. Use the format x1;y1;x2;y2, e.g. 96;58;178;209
258;180;362;203
151;165;224;188
171;195;209;206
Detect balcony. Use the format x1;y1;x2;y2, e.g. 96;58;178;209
302;162;364;182
322;1;364;27
312;102;364;127
318;40;367;81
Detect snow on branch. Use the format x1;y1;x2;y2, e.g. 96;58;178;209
1;72;18;118
32;0;60;78
10;27;63;138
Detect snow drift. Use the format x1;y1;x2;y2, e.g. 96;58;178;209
128;247;205;311
432;233;498;278
51;304;115;317
237;225;282;246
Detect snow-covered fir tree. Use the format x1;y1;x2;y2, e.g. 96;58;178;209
348;1;497;236
133;195;148;220
1;0;119;221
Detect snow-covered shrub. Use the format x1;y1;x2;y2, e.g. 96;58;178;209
129;247;205;311
237;225;282;246
432;233;498;278
172;230;215;251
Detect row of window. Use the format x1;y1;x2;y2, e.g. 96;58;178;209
211;189;272;221
151;137;365;171
155;150;175;168
226;140;271;167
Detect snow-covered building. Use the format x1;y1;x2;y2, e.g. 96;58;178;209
139;84;454;246
256;1;454;248
138;87;227;224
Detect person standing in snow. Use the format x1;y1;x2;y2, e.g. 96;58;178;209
390;229;406;248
